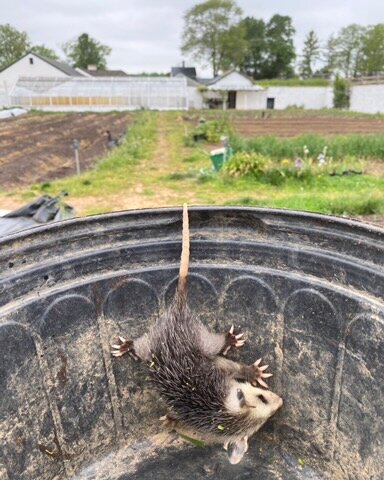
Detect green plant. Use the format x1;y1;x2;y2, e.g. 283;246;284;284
225;151;270;177
189;118;231;144
234;133;384;161
333;76;350;109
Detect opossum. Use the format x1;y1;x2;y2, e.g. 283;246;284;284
111;204;283;464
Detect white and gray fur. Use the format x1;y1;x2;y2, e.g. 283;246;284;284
112;205;283;464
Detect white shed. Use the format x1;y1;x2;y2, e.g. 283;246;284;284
206;70;264;109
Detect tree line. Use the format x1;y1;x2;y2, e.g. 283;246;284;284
1;1;383;80
182;0;384;79
0;24;111;71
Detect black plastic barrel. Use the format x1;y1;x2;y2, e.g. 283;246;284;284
0;207;383;480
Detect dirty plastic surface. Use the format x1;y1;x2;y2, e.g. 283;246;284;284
0;207;383;480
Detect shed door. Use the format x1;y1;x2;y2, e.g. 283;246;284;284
266;97;275;109
228;91;237;109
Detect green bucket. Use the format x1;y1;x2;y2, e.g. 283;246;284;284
210;148;226;171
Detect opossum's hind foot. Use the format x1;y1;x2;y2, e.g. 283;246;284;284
111;336;139;361
250;358;273;389
159;414;178;430
221;325;246;356
224;436;249;464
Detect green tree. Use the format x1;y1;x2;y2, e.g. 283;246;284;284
63;33;111;70
331;24;366;78
239;17;267;79
299;30;321;78
263;15;296;78
181;0;246;77
0;24;30;70
360;24;384;75
31;44;59;61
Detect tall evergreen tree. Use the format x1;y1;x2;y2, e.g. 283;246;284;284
299;30;321;78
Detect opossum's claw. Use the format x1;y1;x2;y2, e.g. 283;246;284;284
222;326;246;356
257;377;270;389
250;359;273;389
111;337;138;360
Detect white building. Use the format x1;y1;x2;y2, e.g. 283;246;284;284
3;54;384;113
0;51;84;105
350;80;384;114
172;68;334;111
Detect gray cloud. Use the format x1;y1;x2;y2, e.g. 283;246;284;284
2;0;382;74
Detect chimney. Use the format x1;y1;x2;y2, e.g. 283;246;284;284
87;64;97;71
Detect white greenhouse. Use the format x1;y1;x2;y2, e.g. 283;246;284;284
10;76;189;111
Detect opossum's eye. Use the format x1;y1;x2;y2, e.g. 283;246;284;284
257;394;268;405
237;389;246;408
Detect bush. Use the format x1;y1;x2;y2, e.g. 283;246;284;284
189;118;231;144
333;76;350;109
224;148;364;186
224;152;270;177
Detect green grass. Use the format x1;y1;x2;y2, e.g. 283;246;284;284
195;171;384;215
231;133;384;161
2;109;383;219
257;78;330;87
23;111;157;199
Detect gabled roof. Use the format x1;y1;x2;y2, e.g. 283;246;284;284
0;51;84;77
27;52;84;77
205;70;264;91
171;67;197;80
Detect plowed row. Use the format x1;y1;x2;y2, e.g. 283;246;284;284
234;117;384;137
0;112;130;188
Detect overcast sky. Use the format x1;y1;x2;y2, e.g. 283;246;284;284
3;0;383;75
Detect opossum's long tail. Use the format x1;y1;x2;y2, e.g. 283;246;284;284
178;203;189;293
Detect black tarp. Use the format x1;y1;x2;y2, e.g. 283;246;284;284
0;194;75;236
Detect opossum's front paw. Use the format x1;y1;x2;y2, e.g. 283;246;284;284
222;325;246;355
111;336;139;360
249;358;273;389
159;414;178;430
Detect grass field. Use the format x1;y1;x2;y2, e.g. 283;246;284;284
0;110;383;223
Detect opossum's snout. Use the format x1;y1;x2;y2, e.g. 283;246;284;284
227;382;283;420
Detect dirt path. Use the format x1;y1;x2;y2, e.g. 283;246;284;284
72;112;195;214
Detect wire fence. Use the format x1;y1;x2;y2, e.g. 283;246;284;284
10;76;189;111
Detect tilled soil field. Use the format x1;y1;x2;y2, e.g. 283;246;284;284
0;112;130;188
234;116;384;137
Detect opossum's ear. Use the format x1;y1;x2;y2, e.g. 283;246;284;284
237;389;246;408
226;436;248;464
